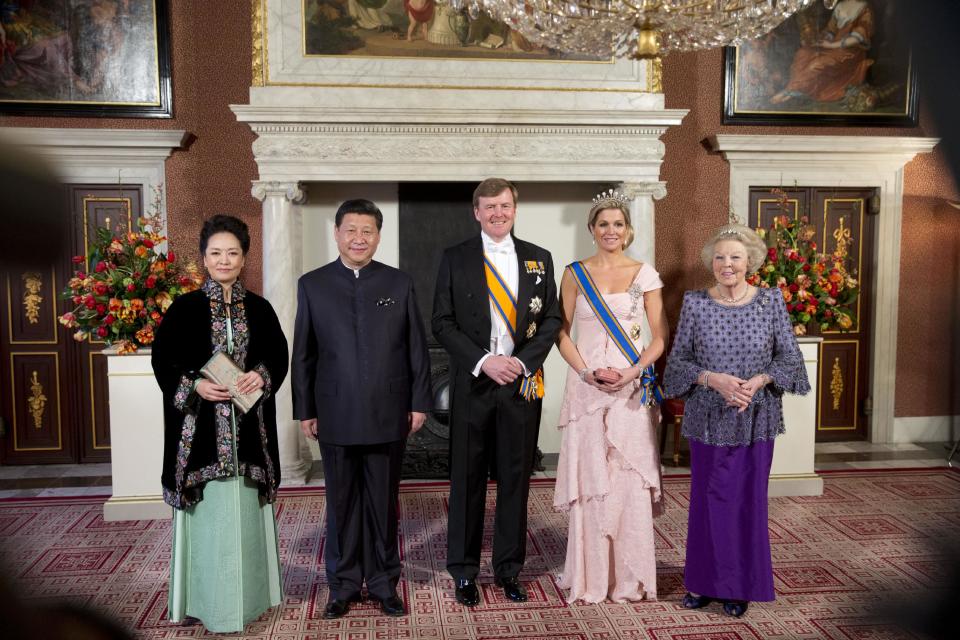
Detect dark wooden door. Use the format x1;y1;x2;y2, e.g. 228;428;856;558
0;260;75;463
70;186;142;462
749;187;877;441
0;184;141;464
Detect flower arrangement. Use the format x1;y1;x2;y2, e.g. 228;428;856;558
59;187;202;354
746;188;860;336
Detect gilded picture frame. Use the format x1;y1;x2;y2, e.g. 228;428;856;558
722;0;917;127
0;0;173;118
303;0;596;61
255;0;649;93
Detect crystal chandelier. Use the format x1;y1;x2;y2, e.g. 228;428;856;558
449;0;816;59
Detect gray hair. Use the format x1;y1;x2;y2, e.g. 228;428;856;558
700;223;767;274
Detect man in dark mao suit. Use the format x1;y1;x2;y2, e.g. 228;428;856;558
292;199;432;619
433;178;562;606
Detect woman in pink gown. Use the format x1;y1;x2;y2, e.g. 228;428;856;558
553;192;669;603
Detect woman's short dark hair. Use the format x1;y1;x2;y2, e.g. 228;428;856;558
199;215;251;256
335;199;383;230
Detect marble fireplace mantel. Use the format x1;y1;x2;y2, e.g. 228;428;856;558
231;85;686;485
233;88;687;184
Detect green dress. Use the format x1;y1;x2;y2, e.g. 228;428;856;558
167;317;283;633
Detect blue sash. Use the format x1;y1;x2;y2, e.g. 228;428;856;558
567;261;663;406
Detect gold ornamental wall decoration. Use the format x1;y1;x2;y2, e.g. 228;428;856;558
833;216;852;260
830;357;844;411
22;272;43;324
28;370;47;430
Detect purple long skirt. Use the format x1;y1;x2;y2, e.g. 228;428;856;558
684;438;776;602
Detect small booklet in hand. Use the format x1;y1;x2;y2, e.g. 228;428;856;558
200;351;262;414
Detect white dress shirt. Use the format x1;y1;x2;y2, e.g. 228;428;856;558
472;232;528;377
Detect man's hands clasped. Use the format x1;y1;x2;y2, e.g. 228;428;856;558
481;355;526;386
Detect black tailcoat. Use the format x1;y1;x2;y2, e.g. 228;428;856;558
432;234;561;580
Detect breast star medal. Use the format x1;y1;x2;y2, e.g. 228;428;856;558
528;296;542;315
630;323;642;340
526;321;537;338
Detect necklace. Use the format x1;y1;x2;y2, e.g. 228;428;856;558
715;284;749;304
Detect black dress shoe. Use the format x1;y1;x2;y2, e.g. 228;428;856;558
377;595;406;616
455;578;480;607
722;600;749;617
681;592;713;609
324;599;351;619
323;594;362;619
494;576;528;602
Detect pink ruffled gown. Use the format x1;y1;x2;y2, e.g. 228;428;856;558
554;263;664;603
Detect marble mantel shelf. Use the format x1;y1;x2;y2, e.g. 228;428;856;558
234;104;689;128
231;104;688;184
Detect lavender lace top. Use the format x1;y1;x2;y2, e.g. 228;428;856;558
663;287;811;447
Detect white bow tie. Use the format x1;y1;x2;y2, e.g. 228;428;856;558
485;243;514;255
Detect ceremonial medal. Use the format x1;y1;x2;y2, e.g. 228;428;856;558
630;323;642;340
526;321;537;338
528;296;542;314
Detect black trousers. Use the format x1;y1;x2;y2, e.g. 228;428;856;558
446;377;541;581
320;439;405;600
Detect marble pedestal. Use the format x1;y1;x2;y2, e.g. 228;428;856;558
769;338;824;497
102;349;169;521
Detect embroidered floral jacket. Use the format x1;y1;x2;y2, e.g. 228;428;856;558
152;279;288;509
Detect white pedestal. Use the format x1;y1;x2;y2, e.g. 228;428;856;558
103;348;170;521
769;338;824;497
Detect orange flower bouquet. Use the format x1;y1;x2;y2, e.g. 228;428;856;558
747;191;860;336
59;188;202;354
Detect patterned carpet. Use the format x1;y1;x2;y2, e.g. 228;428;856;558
1;468;958;639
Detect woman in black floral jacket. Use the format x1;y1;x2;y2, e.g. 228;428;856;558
151;215;288;633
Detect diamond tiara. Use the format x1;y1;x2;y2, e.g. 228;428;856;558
719;228;743;239
591;189;631;210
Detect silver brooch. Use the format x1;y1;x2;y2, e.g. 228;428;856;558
528;296;542;315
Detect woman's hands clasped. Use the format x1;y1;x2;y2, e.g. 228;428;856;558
196;371;265;402
706;372;770;412
586;366;641;393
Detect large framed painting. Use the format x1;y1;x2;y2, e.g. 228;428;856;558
256;0;649;94
304;0;596;61
722;0;917;126
0;0;173;118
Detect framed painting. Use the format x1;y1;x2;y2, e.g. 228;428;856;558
722;0;917;126
0;0;173;118
303;0;597;61
257;0;648;94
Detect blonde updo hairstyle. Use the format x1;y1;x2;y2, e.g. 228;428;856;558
700;223;767;274
587;202;635;249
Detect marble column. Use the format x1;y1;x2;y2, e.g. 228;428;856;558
619;181;667;267
252;180;311;485
618;181;667;346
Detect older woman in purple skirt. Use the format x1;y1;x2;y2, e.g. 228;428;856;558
664;223;810;617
